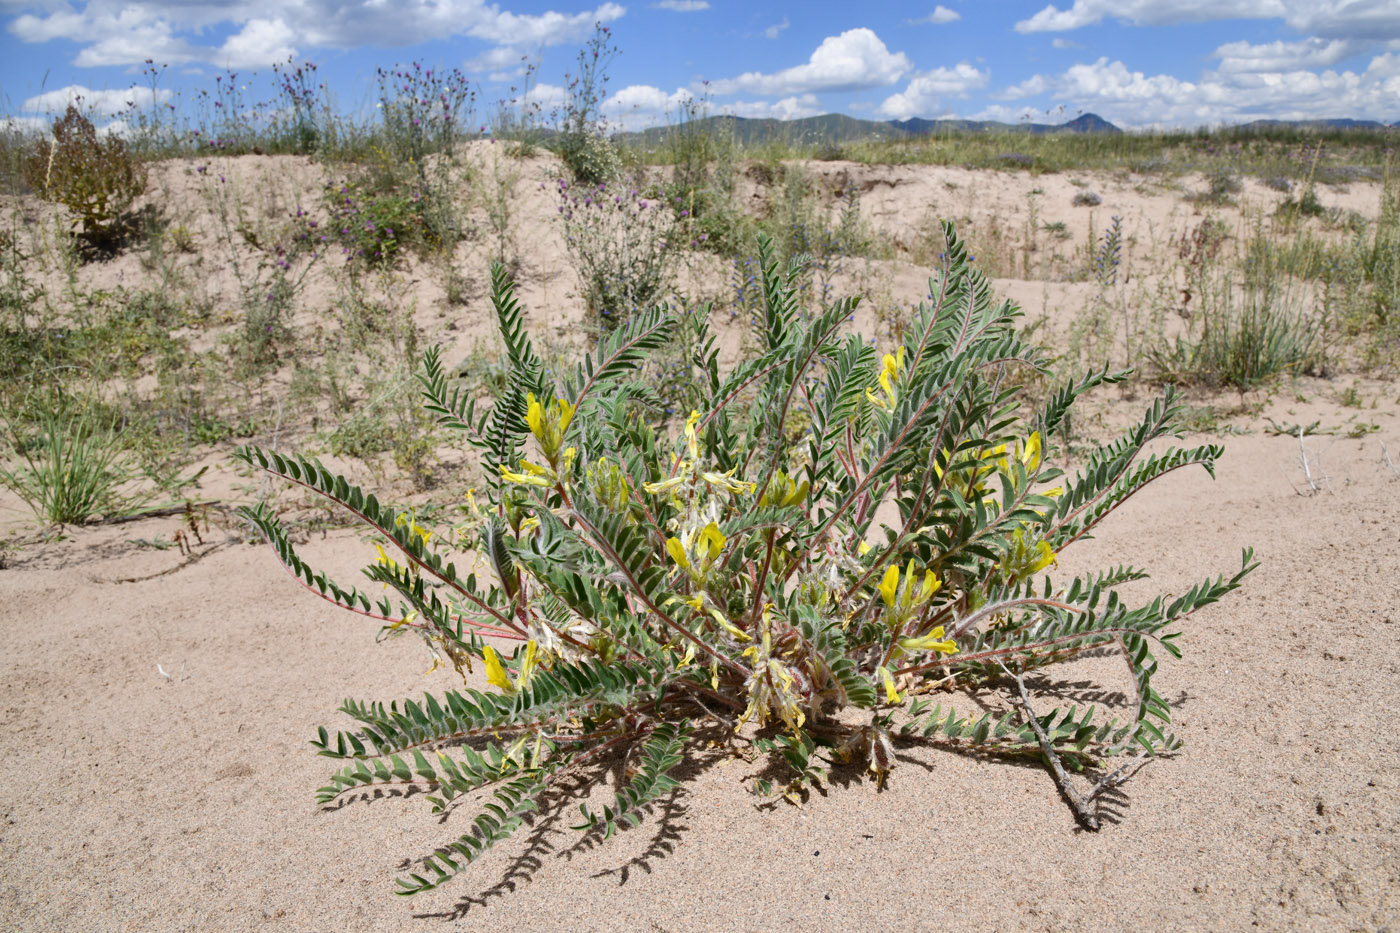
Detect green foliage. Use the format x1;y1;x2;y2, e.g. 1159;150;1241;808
23;106;147;251
0;407;200;524
556;173;679;333
1150;276;1320;388
238;223;1254;895
553;24;620;184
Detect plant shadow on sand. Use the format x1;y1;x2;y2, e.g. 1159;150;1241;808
393;678;1151;922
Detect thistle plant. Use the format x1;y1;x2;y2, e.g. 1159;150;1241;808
237;225;1254;896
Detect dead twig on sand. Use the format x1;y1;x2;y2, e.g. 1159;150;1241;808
1003;663;1101;831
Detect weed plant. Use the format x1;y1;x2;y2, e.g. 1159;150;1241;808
237;227;1254;896
1150;274;1320;388
22;106;146;252
0;407;200;523
556;173;678;332
553;24;620;184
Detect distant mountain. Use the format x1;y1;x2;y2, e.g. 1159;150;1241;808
1232;117;1394;131
619;111;1399;148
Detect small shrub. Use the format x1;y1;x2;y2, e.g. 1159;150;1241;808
1199;167;1242;204
324;178;418;268
237;228;1254;896
1278;185;1324;219
556;174;678;332
554;24;620;184
22;106;147;250
1071;191;1101;207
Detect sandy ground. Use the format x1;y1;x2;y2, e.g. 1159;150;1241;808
2;393;1398;932
2;151;1399;930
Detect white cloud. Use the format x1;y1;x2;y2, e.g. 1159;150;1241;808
653;0;708;10
216;17;296;69
968;103;1047;123
1213;37;1377;73
465;45;529;75
464;3;624;47
8;0;627;69
1014;0;1400;40
524;82;567;112
602;83;693;129
21;83;171;116
1051;37;1082;49
3;115;51;135
878;63;989;119
992;54;1400;128
711;28;911;95
719;94;822;121
910;6;960;25
764;16;789;40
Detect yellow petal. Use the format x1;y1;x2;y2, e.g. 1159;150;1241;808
684;409;701;458
1029;541;1057;574
898;626;958;656
879;666;901;704
858;541;872;556
556;397;575;432
878;564;900;609
918;569;941;604
525;392;544;440
1022;431;1043;472
643;474;687;495
665;537;691;570
699;522;726;564
499;466;552;487
518;640;538;688
483;645;515;694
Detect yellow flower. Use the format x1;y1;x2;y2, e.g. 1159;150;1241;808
683;409;701;459
525;393;575;463
643;463;691;495
483;645;514;693
760;470;810;508
878;665;901;704
897;626;958;657
665;536;691;571
866;346;906;412
878;564;901;609
999;526;1057;582
499;459;556;488
700;468;757;496
666;522;727;581
482;640;540;695
879;559;941;612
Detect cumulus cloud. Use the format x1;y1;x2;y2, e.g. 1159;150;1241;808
1014;0;1400;39
877;63;989;119
602;83;693;129
465;45;530;76
910;6;960;25
653;0;707;9
1212;37;1379;73
9;0;626;69
711;28;911;95
21;83;170;115
216;18;297;68
994;53;1400;127
718;94;822;121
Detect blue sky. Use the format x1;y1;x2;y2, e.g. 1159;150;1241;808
3;1;1399;133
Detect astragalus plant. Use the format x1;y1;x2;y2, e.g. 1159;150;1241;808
237;226;1254;895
